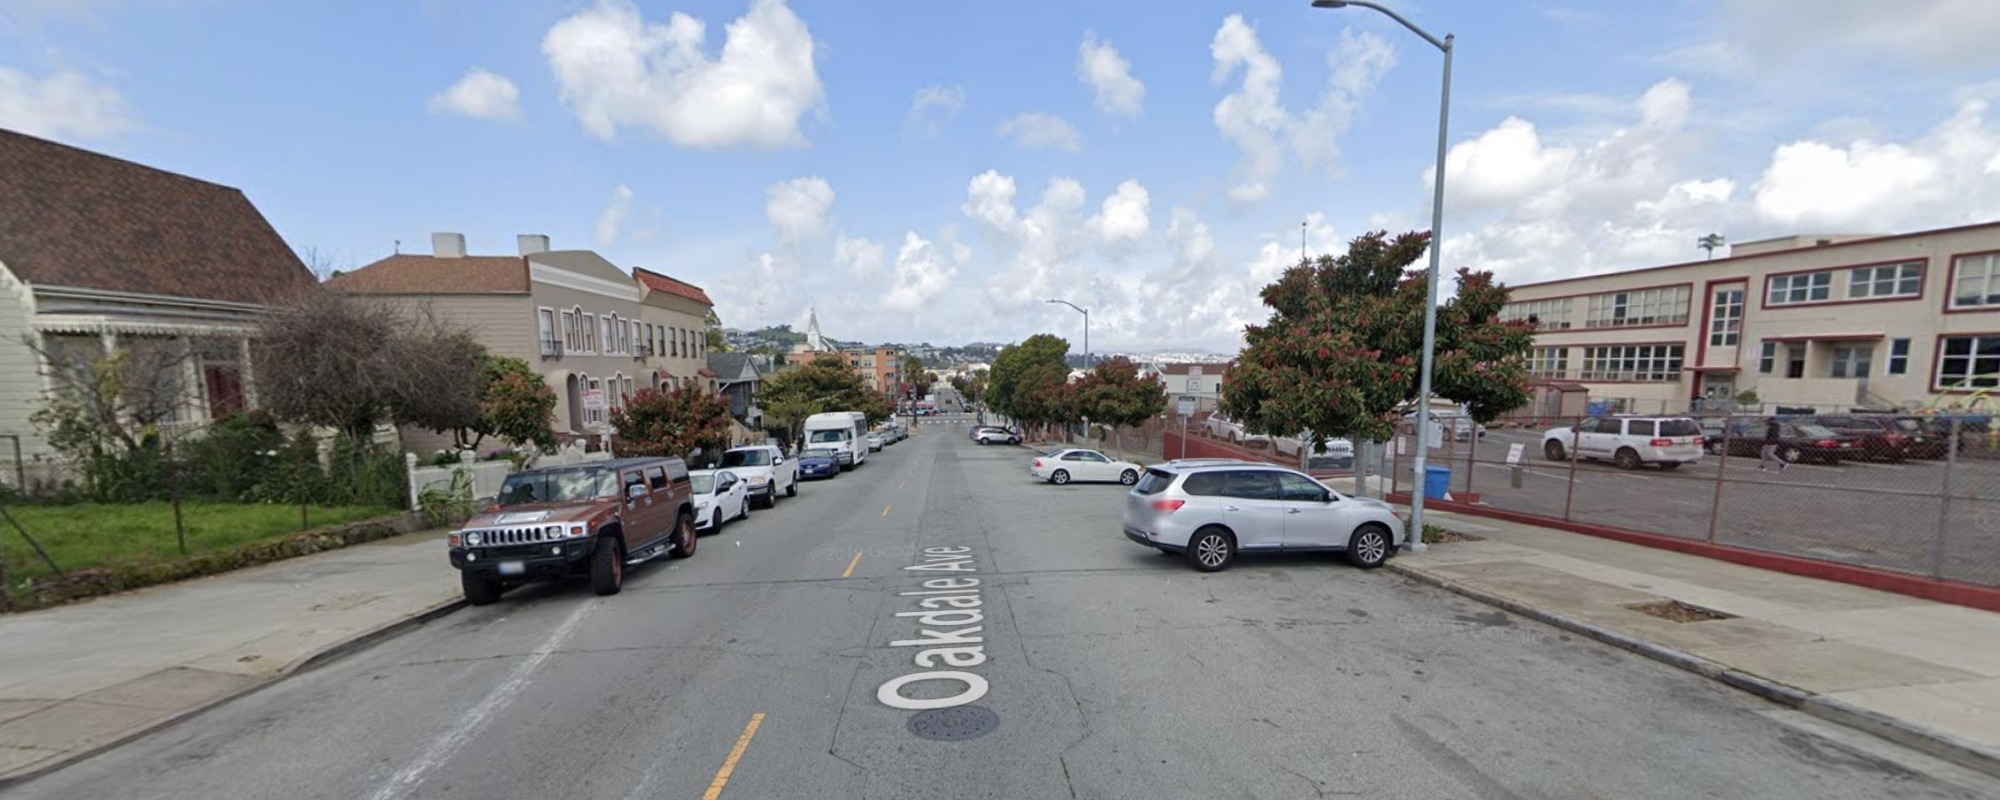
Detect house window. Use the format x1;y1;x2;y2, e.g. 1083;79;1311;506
1759;341;1776;374
537;308;558;356
1768;272;1832;305
1528;347;1568;378
563;307;586;353
1583;286;1690;328
629;320;641;355
1708;288;1743;347
1829;344;1872;379
582;313;598;354
588;378;603;426
1888;338;1910;375
1952;253;2000;309
1938;335;2000;389
1786;345;1806;379
1500;298;1574;330
1577;345;1683;382
1849;262;1922;299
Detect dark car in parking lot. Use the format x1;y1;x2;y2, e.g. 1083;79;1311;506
1808;415;1930;461
1703;419;1859;464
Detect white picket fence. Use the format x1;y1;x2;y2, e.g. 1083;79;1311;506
404;443;613;511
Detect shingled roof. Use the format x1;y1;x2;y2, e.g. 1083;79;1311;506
327;254;530;295
634;267;714;306
0;128;316;306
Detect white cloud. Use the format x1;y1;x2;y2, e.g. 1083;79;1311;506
594;184;634;247
961;170;1090;308
1088;179;1150;250
883;232;958;312
997;111;1082;152
1719;0;2000;69
906;84;964;138
1431;117;1578;210
766;176;835;245
1752;96;2000;229
834;233;886;279
1078;31;1144;118
427;68;523;121
1211;16;1395;203
542;0;822;148
0;66;133;140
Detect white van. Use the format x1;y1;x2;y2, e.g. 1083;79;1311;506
804;411;867;467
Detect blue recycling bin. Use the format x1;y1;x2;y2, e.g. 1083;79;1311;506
1423;465;1452;500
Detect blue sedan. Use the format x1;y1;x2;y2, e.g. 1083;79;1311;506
798;447;841;479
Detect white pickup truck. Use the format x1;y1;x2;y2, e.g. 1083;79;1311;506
718;445;798;509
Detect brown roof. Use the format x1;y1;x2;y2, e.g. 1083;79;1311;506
1156;362;1233;376
328;254;529;294
0;128;317;306
633;267;714;306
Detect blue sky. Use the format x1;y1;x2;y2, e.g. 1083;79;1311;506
4;0;1999;353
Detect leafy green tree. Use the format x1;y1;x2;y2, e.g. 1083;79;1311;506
987;334;1069;422
609;384;734;460
705;309;731;353
757;356;880;440
453;356;557;453
1070;357;1167;445
1009;361;1075;435
1220;230;1534;451
901;354;931;398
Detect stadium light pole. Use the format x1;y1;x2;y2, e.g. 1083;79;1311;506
1311;0;1452;552
1046;299;1089;370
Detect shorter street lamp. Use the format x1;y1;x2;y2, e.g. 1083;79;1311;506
1046;299;1090;370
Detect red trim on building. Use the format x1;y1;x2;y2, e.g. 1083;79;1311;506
1753;257;1929;311
1942;248;2000;315
1509;281;1696;332
1931;330;2000;393
1761;332;1885;343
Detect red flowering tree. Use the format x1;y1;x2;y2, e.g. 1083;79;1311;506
453;356;558;452
1220;230;1533;451
609;384;734;460
1069;357;1167;446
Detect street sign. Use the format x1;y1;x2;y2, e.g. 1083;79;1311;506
1176;396;1196;417
582;388;607;411
1189;365;1204;377
1506;443;1526;464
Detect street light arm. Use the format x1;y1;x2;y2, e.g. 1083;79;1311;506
1045;299;1087;316
1311;0;1448;52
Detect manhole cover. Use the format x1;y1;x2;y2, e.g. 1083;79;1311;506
907;705;999;741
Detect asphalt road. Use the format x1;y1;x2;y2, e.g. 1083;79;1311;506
10;417;1998;799
1388;427;2000;586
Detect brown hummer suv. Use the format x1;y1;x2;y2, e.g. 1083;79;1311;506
448;457;697;605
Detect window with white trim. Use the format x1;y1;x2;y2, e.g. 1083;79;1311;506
1500;298;1574;330
1829;344;1872;379
1528;347;1568;378
581;312;598;354
1759;341;1776;374
1888;338;1910;375
1708;288;1743;347
1578;344;1683;382
1951;253;2000;309
562;307;585;353
1938;335;2000;389
670;327;679;357
1849;262;1922;299
1768;271;1832;305
538;308;558;356
1583;286;1690;328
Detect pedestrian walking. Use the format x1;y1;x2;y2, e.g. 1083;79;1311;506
1758;416;1788;472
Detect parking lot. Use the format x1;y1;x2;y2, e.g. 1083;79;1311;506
1381;426;2000;587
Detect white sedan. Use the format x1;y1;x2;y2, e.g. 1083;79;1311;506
690;469;750;533
1274;432;1355;459
1030;448;1144;486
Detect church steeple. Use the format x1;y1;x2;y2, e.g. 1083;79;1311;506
806;307;825;351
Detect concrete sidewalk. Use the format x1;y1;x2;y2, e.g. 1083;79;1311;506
0;531;460;784
1385;506;2000;777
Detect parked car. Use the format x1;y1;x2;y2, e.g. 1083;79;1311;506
1399;409;1486;442
797;447;842;479
973;427;1021;445
1274;432;1355;460
1704;420;1858;464
1541;415;1704;470
1201;413;1269;446
865;432;885;452
1810;414;1933;461
1031;448;1144;485
449;457;697;605
718;445;798;509
1122;462;1404;572
689;469;750;533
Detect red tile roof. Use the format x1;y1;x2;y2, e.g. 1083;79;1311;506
0;128;317;306
633;267;714;306
327;254;529;294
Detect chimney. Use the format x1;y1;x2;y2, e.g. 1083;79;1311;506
517;234;550;256
431;232;466;258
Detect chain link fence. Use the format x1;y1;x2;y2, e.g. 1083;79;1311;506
1385;412;2000;588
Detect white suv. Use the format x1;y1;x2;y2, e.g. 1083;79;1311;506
1202;413;1269;446
1542;416;1704;470
1122;462;1404;572
718;445;798;508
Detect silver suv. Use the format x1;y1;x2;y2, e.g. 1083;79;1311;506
1122;462;1404;572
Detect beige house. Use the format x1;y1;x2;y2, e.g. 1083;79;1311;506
1145;362;1228;412
329;234;714;449
1501;220;2000;416
0;128;316;488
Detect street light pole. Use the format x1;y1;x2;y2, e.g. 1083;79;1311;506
1312;0;1451;552
1046;299;1089;370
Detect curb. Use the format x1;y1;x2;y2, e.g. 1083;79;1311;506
0;597;467;790
1387;560;2000;780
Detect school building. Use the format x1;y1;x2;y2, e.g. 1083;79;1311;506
1500;219;2000;418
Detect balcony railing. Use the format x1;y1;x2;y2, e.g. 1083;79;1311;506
539;338;563;359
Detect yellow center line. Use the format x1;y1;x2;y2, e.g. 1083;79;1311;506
881;503;892;517
702;712;766;800
841;550;863;578
896;481;905;490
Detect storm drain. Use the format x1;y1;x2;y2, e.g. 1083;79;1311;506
907;705;1000;741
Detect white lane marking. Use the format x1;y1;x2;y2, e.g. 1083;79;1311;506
365;601;596;800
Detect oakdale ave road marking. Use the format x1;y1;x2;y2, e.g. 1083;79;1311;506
365;601;595;800
882;503;892;517
877;546;992;711
701;713;767;800
842;550;864;579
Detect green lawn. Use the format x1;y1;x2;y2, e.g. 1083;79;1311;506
0;502;399;582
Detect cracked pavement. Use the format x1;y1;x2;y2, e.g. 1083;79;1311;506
9;422;2000;799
